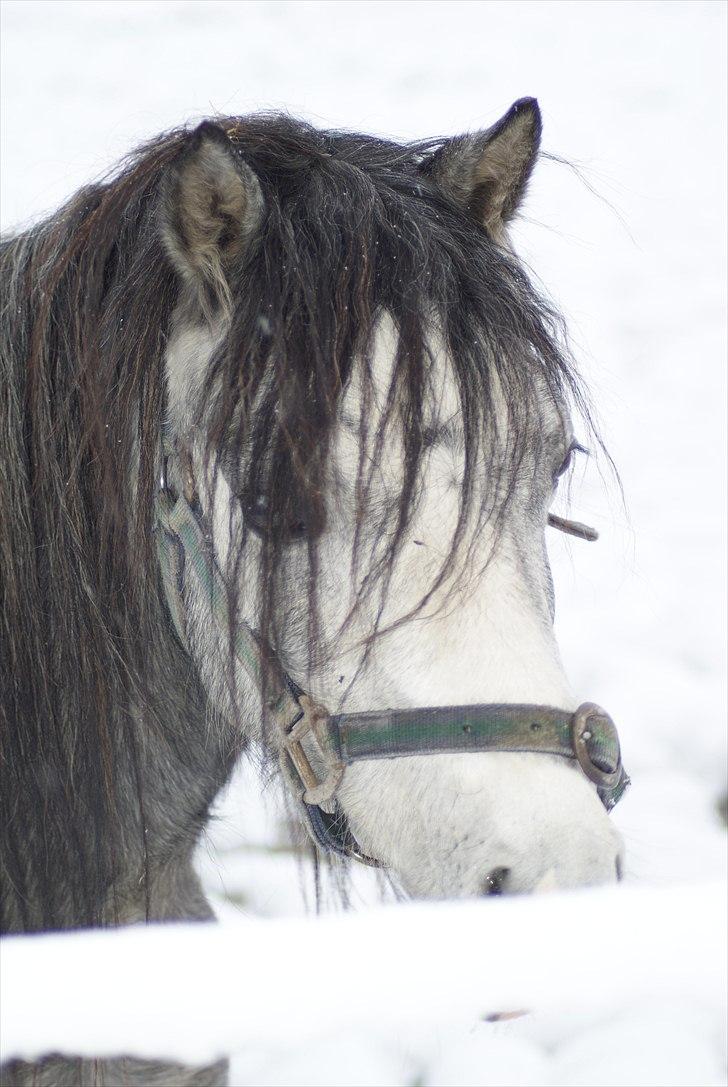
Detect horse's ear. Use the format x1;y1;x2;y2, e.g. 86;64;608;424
160;121;264;314
423;98;541;241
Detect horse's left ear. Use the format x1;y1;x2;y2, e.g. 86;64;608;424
160;121;264;315
423;98;541;241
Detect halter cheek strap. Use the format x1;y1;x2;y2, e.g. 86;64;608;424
155;487;302;725
155;478;629;867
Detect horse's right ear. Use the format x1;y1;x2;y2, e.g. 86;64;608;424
422;98;541;243
160;122;264;315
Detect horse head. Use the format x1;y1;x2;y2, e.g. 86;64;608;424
158;103;626;898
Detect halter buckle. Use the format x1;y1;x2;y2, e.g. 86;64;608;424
283;694;344;812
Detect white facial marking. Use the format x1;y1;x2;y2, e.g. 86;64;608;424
164;310;623;898
164;310;226;429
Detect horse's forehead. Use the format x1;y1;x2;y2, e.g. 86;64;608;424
165;311;225;424
341;312;460;422
341;313;567;438
165;307;569;447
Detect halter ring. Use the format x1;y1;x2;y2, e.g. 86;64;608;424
570;702;622;789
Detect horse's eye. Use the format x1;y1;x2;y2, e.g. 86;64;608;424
554;441;587;483
241;492;321;543
242;493;269;535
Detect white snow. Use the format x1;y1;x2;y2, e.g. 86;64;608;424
1;2;726;1085
2;882;725;1084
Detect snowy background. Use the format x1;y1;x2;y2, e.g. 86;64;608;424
1;2;726;1084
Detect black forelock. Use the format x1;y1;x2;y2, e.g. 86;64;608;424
191;116;589;655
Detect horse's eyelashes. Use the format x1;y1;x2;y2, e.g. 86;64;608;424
555;450;573;479
555;440;589;482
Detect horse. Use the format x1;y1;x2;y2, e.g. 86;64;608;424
0;99;628;1086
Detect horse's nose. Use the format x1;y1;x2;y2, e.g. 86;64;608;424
481;851;622;896
481;866;511;896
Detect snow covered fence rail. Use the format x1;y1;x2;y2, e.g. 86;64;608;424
1;881;725;1068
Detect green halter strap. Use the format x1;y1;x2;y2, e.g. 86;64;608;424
155;486;301;731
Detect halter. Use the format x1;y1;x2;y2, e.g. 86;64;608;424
155;452;629;867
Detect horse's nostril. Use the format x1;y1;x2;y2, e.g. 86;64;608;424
615;854;624;882
482;866;511;896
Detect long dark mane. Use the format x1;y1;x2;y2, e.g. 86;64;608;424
0;114;589;933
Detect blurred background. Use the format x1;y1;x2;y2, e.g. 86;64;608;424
2;2;726;1083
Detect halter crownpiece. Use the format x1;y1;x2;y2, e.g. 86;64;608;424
155;450;629;867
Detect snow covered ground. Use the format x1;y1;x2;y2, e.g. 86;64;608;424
3;882;725;1085
1;2;726;1084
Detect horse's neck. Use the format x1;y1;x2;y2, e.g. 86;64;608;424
100;658;240;924
2;643;238;935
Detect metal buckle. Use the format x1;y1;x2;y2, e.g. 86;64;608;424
570;702;622;789
282;696;383;867
283;694;345;812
